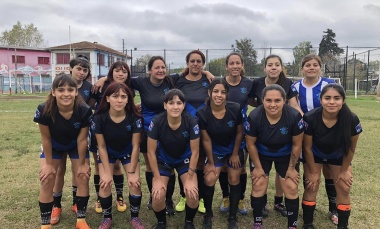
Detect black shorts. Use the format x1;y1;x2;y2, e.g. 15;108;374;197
140;131;147;153
157;157;190;177
206;148;245;168
97;153;132;165
304;155;344;166
249;154;300;178
40;146;89;160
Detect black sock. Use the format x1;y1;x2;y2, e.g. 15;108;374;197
53;192;62;208
72;186;77;205
129;193;142;218
166;174;175;201
325;179;337;212
302;201;316;225
197;169;205;199
251;195;264;224
113;174;124;200
178;175;185;197
146;171;153;194
94;174;100;200
185;204;198;222
76;195;90;219
203;184;215;215
274;195;283;205
219;171;229;198
337;205;351;228
39;201;54;225
154;208;167;224
285;197;299;228
229;183;241;219
240;173;247;200
99;195;112;219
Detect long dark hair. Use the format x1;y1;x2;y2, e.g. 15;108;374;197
43;74;84;122
320;83;353;156
226;52;245;76
69;55;91;80
206;78;229;106
147;56;174;88
95;82;140;118
264;54;287;88
106;61;132;88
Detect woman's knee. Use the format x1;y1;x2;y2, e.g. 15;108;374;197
204;174;217;186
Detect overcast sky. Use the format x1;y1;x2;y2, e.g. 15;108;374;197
1;0;380;65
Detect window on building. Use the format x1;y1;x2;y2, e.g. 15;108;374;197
12;55;26;63
56;53;70;64
38;57;50;65
97;53;105;66
108;55;115;66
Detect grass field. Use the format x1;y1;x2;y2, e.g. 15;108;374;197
0;94;379;228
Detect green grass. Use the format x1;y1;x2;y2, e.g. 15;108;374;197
0;94;379;228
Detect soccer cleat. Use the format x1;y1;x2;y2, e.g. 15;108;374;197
252;223;262;229
50;207;62;225
219;197;230;213
97;218;112;229
302;223;314;229
130;217;145;229
166;200;175;215
274;203;287;217
76;220;91;229
184;221;196;229
175;196;186;212
328;211;339;225
116;197;127;212
41;225;52;229
147;196;152;210
72;204;78;213
198;198;206;213
238;199;248;215
262;203;269;218
288;227;297;229
153;222;166;229
203;214;213;229
228;217;238;229
95;200;102;214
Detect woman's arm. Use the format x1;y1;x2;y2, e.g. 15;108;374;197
92;77;107;93
77;127;91;179
95;133;113;188
39;124;55;182
337;135;359;187
289;97;304;116
129;132;141;173
188;138;200;175
245;135;266;184
201;130;217;176
229;124;244;169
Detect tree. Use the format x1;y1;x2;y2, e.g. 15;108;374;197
208;57;226;77
0;21;45;47
235;38;258;76
134;54;152;66
293;41;314;76
318;29;344;57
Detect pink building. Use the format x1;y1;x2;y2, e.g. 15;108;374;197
0;46;52;94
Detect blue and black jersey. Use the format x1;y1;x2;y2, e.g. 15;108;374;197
252;77;296;106
78;80;93;105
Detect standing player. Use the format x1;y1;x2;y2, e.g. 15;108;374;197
147;89;200;229
301;84;361;229
93;82;145;229
251;54;302;217
34;74;92;229
245;84;304;229
197;79;244;229
291;54;338;225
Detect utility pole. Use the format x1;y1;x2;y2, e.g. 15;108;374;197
122;39;125;54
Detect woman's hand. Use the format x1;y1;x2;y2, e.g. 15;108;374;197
184;174;198;200
285;167;300;185
152;176;167;200
99;172;113;189
127;172;141;188
336;170;353;188
204;162;217;177
91;78;106;94
39;164;56;182
229;154;241;169
77;163;91;179
306;172;319;191
251;167;266;185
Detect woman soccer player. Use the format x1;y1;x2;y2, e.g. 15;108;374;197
34;74;92;229
93;82;145;229
147;89;200;229
301;84;362;229
197;79;244;229
246;84;304;229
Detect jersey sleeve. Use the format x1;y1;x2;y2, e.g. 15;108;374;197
131;76;142;91
189;116;200;140
303;112;313;136
351;113;362;136
147;117;159;140
80;106;93;128
92;114;103;134
195;109;207;130
245;112;258;137
291;112;304;136
33;104;49;126
131;114;143;133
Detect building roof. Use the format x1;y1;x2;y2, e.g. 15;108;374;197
0;45;48;52
49;41;128;58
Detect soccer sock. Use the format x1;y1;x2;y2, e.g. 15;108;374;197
337;204;351;228
203;184;215;215
72;186;77;205
113;174;124;200
251;195;265;224
302;200;316;225
178;175;185;197
154;208;167;225
229;183;241;219
94;174;100;200
285;197;299;228
99;195;112;219
129;194;142;218
166;173;175;201
53;192;62;208
39;201;54;225
76;195;90;219
240;173;247;200
274;195;283;205
185;204;198;223
145;171;153;194
325;179;337;212
197;169;205;199
219;171;229;198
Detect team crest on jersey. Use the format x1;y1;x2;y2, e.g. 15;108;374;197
91;121;96;130
291;86;297;92
84;90;90;96
74;122;81;129
193;124;199;134
227;120;235;127
182;131;189;138
136;119;142;128
164;88;169;94
315;93;320;99
280;127;288;135
202;82;209;88
297;119;304;130
34;109;40;118
126;125;131;131
148;121;154;131
244;121;250;131
355;123;362;133
240;87;247;94
303;120;309;130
